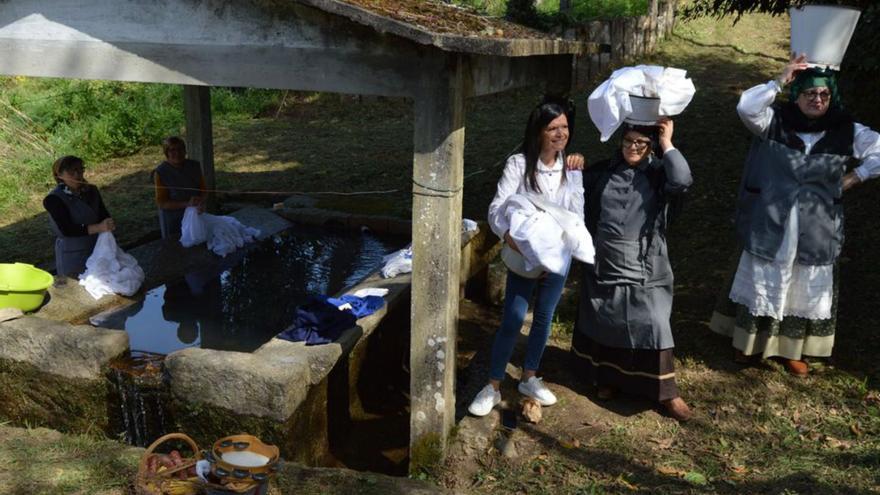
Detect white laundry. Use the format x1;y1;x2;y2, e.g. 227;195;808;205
498;194;595;275
381;245;413;278
462;218;479;234
179;207;260;257
79;232;145;300
352;288;390;298
180;207;208;247
588;65;696;141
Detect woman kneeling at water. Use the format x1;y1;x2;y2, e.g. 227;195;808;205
43;156;115;277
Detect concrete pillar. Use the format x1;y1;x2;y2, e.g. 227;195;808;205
183;85;215;210
409;54;465;471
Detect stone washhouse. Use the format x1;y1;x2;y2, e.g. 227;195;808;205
0;0;593;468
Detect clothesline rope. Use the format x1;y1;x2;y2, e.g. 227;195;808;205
61;142;524;199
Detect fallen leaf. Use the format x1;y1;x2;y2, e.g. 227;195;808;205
559;439;578;449
850;423;862;437
649;437;674;450
535;464;545;475
729;464;748;474
824;436;852;450
657;465;686;476
521;398;542;423
684;471;709;486
617;476;638;491
865;391;880;405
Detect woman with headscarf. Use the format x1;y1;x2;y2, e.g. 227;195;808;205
710;54;880;376
43;156;116;277
571;117;693;421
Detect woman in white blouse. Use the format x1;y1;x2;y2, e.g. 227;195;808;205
468;99;586;416
710;54;880;376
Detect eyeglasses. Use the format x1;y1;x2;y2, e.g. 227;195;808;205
801;90;831;102
622;138;651;151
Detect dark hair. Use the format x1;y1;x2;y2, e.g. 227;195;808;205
162;136;186;157
520;98;574;193
621;123;663;159
52;155;84;184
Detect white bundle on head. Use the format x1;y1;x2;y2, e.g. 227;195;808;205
587;65;696;142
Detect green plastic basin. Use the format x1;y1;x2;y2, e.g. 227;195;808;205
0;263;54;312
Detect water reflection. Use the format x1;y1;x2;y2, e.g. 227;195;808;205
94;226;403;356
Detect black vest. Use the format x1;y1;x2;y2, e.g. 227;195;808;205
47;185;101;276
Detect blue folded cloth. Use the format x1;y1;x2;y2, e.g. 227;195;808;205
325;294;385;319
276;296;357;345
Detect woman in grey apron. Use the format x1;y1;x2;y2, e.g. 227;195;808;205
710;56;880;376
153;136;207;240
43;156;115;277
571;118;693;421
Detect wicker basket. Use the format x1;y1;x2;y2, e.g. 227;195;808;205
135;433;202;495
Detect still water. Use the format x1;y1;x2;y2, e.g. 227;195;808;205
92;226;404;355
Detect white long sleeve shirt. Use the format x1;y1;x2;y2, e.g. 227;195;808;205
736;80;880;181
488;153;585;239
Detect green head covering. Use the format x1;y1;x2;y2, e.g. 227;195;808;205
789;67;841;108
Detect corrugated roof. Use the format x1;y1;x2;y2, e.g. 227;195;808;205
297;0;592;56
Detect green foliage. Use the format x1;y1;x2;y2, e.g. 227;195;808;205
0;78;280;163
454;0;648;27
0;78;280;217
683;0;873;19
569;0;650;19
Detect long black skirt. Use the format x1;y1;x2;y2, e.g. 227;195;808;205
570;329;679;402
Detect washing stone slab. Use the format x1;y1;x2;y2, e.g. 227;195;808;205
0;316;128;380
163;269;412;421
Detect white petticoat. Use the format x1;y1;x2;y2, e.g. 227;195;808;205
728;204;833;320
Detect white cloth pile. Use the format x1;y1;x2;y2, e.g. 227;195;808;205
79;232;145;300
588;65;696;141
381;245;413;278
180;207;261;257
495;193;595;275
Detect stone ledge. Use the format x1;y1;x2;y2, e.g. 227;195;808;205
0;316;128;380
165;346;312;422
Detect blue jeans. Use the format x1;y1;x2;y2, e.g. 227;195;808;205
489;269;567;381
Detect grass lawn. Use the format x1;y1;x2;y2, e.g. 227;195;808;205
437;12;880;495
1;10;879;495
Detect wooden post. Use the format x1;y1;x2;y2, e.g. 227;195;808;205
183;85;216;211
409;53;465;472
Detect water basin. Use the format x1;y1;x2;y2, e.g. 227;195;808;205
92;225;405;355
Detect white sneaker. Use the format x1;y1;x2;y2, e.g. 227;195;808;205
518;376;557;406
468;384;501;417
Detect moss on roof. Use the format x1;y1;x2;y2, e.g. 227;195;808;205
341;0;555;39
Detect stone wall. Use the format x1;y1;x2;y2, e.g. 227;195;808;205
565;0;677;91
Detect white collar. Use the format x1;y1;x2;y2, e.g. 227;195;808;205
537;154;563;173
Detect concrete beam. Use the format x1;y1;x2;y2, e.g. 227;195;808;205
409;53;465;469
0;1;426;96
183;86;215;211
